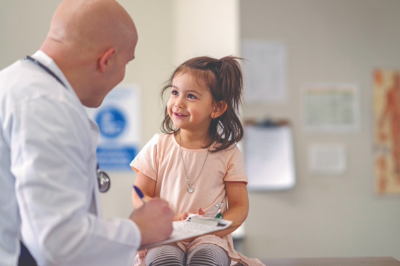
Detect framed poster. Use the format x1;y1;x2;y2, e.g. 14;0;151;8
302;84;360;133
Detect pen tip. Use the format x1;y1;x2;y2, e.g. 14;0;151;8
133;185;144;198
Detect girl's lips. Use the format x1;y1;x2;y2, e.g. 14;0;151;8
173;112;188;118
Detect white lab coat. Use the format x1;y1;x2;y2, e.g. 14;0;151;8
0;51;140;266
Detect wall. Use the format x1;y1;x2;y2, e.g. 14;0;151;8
0;1;61;67
240;0;400;260
171;0;239;64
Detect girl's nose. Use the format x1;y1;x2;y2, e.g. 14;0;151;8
174;98;184;108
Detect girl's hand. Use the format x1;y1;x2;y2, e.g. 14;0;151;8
174;208;204;222
174;211;190;221
197;208;205;215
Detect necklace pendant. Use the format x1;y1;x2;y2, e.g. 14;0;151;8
188;187;194;194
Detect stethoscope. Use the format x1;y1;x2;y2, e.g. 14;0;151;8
24;55;111;193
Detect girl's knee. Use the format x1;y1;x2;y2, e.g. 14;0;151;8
187;244;230;266
145;245;185;266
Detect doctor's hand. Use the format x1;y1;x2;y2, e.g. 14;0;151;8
129;198;174;246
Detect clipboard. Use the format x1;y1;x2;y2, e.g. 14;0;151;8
139;217;232;250
244;119;296;191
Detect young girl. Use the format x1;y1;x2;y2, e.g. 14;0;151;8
131;56;264;266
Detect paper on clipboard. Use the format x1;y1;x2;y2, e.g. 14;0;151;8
244;124;296;190
139;217;232;250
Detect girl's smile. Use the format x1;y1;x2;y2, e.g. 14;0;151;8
172;112;189;119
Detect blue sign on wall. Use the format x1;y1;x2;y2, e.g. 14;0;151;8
96;106;127;139
96;147;137;171
86;86;141;171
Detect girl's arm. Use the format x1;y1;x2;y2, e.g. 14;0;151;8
212;181;249;238
132;171;186;221
132;171;156;209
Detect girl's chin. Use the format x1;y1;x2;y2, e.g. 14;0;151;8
171;122;181;129
173;124;188;131
173;124;184;129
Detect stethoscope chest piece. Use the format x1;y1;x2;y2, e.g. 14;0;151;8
97;164;111;193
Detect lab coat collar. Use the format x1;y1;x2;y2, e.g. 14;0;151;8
30;51;97;126
31;50;80;101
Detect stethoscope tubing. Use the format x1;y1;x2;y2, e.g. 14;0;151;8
24;55;111;193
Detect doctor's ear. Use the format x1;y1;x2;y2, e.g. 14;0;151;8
211;101;227;119
98;48;116;73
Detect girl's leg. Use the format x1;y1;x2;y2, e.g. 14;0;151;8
186;244;231;266
145;244;185;266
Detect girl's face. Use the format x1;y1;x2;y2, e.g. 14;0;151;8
167;72;215;133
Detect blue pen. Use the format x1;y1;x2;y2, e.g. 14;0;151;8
133;185;146;204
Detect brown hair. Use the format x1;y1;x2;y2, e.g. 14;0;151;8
160;56;244;153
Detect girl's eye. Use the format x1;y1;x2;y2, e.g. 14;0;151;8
171;90;179;96
188;94;197;99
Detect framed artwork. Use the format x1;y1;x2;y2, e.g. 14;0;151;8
374;69;400;194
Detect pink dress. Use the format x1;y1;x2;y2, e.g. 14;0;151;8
130;134;264;266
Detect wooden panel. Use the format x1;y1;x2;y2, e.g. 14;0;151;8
259;257;400;266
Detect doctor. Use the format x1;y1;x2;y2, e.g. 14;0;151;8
0;0;174;265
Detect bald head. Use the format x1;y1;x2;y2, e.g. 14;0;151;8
40;0;138;107
45;0;137;55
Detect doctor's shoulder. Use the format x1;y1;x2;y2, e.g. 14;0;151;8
0;60;65;105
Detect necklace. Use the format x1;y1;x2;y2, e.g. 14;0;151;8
179;132;210;194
